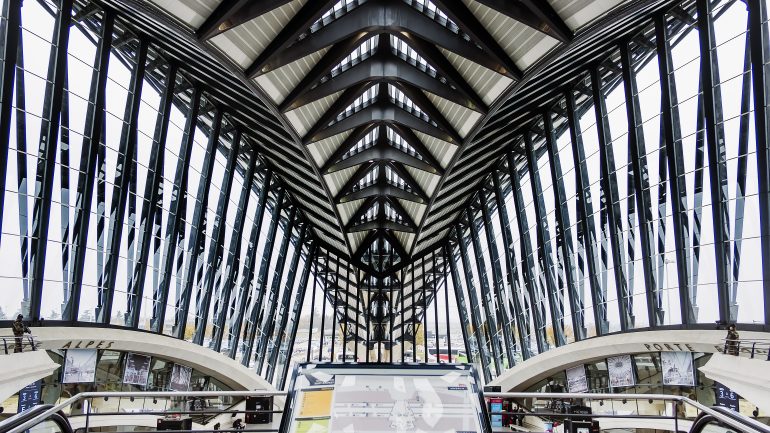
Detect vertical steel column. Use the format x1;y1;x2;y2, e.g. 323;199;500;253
620;41;665;327
524;134;567;345
697;0;734;323
446;241;475;367
14;19;31;319
492;170;530;359
590;67;634;331
410;264;416;362
226;170;272;356
64;10;114;321
192;129;243;342
543;111;586;341
318;249;329;362
306;251;319;363
28;0;73;320
421;255;428;363
400;270;405;363
96;39;149;324
265;224;307;379
0;0;22;242
506;152;548;352
210;151;258;350
255;206;297;371
279;242;316;389
331;253;339;361
467;207;503;374
241;189;286;365
174;120;225;339
432;252;440;357
747;0;770;327
655;14;695;325
566;89;609;335
456;220;493;377
125;63;179;329
342;261;349;362
443;252;452;363
151;87;201;332
480;190;516;364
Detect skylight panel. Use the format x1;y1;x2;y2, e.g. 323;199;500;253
387;84;435;126
341;128;379;160
328;36;379;79
335;85;378;122
307;0;363;35
390;35;438;78
386;126;422;160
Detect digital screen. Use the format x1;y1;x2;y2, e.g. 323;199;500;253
285;364;488;433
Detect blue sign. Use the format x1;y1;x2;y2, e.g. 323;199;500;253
489;399;503;427
714;382;739;411
17;380;41;413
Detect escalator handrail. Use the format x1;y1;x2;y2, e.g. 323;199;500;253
1;390;286;433
0;404;73;433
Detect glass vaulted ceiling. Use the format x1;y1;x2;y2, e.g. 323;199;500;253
1;0;769;389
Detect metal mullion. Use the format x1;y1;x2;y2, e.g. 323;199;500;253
63;10;114;321
173;109;223;339
318;249;329;362
543;111;586;341
266;223;307;381
400;270;404;363
331;252;339;362
356;262;361;362
254;205;297;372
378;257;384;363
747;0;770;327
443;252;451;363
492;170;531;359
226;170;272;358
306;251;319;363
566;89;609;336
0;0;22;241
456;220;493;379
481;190;516;364
467;207;502;374
655;13;695;325
728;20;753;324
432;252;440;358
192;129;244;344
280;242;316;390
14;22;31;319
421;255;427;363
590;67;633;332
125;63;179;329
60;66;72;315
210;149;258;350
620;42;665;327
697;0;734;323
241;187;286;366
410;262;416;362
506;152;548;352
524;134;567;346
446;242;474;367
152;86;202;333
94;37;148;324
28;0;73;320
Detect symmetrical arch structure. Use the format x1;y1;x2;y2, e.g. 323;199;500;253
0;0;769;388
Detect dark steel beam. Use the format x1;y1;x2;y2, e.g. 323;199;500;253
173;110;223;339
197;0;293;40
524;133;566;346
348;220;415;234
696;0;734;323
590;67;633;331
0;0;22;243
474;0;573;43
210;150;258;351
543;111;586;341
339;183;426;204
747;0;770;328
151;86;202;333
27;0;73;320
388;123;446;170
64;11;115;322
125;63;180;329
325;141;441;175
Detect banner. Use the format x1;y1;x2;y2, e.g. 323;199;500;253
170;364;192;391
607;354;635;388
62;349;97;383
714;382;739;411
17;380;41;413
566;365;588;393
661;351;694;386
123;353;151;386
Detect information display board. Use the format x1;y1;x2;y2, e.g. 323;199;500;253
282;364;491;433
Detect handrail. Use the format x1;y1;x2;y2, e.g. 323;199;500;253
0;335;38;354
0;404;73;433
0;391;288;433
483;392;770;433
723;338;770;360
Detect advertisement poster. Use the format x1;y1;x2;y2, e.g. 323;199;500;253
714;382;739;411
566;365;588;393
62;349;98;383
17;380;41;413
607;354;635;388
169;364;192;391
661;351;694;386
489;398;503;427
123;353;151;386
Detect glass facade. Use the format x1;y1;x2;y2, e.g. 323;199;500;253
0;0;768;392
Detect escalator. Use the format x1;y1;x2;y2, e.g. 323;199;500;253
0;404;73;433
